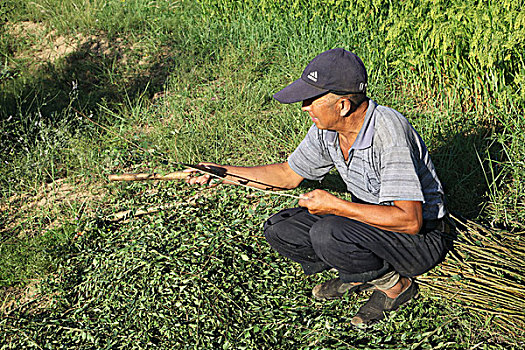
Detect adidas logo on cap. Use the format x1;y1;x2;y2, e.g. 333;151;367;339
307;71;318;82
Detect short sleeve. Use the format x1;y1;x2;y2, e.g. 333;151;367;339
379;146;425;203
288;125;334;180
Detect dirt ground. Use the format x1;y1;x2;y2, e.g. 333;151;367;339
1;177;107;238
6;21;149;70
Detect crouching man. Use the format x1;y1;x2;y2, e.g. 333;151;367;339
186;48;452;327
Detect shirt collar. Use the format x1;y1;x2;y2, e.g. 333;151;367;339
325;99;377;149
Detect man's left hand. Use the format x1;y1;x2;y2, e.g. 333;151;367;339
298;189;340;215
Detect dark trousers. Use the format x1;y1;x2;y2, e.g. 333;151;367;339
264;207;449;283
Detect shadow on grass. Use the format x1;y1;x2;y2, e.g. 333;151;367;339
0;35;178;154
432;127;498;221
3;38;176;114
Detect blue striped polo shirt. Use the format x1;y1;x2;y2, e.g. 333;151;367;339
288;100;446;221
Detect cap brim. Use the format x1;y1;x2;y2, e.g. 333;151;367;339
273;78;328;104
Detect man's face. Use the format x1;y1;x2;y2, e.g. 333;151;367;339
301;94;340;130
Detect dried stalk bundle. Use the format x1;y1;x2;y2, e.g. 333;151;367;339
108;172;188;181
419;214;525;337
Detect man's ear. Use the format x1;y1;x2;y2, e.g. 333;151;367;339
339;98;353;117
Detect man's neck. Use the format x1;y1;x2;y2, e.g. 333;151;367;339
338;100;369;145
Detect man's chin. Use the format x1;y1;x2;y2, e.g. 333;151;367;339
313;122;328;130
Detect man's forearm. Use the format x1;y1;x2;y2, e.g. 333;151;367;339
299;189;423;235
331;199;423;235
221;162;303;190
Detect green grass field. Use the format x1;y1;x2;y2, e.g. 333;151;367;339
1;0;524;348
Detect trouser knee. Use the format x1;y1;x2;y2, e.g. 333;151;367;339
263;208;329;274
263;208;311;256
263;222;279;249
263;211;289;251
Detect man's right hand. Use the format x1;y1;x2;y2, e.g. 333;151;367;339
184;161;303;191
183;162;226;187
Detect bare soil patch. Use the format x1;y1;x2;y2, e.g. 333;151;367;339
1;177;107;238
9;21;82;63
0;279;52;317
6;21;148;69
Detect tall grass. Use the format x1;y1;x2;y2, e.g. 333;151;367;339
1;0;524;347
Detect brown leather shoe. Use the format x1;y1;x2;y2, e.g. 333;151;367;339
312;278;375;300
351;279;419;327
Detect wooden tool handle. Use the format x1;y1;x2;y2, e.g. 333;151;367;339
108;172;189;181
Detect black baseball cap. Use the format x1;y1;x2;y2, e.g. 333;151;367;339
273;48;368;104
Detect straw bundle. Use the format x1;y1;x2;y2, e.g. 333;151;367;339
419;214;525;337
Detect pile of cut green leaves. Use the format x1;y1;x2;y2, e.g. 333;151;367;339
1;183;514;348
